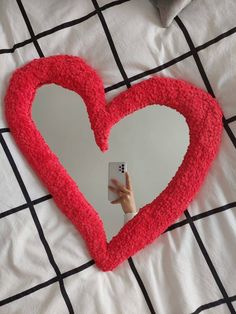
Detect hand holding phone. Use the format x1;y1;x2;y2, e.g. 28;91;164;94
108;162;138;214
108;162;127;202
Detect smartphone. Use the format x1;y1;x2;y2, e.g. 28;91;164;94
108;162;128;202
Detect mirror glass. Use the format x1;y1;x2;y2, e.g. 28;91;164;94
32;84;189;241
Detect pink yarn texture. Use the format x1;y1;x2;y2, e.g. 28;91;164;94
4;54;223;271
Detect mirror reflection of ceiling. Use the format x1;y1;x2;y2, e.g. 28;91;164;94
32;83;189;241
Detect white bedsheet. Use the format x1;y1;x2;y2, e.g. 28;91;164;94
0;0;236;313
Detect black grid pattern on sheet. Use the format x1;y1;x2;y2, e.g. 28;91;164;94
0;0;235;313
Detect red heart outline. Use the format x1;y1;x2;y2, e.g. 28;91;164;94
4;55;223;271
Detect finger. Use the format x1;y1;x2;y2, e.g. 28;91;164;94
118;190;127;197
110;190;126;204
111;197;122;204
125;171;132;190
109;184;125;194
108;185;116;192
111;179;129;193
108;186;121;198
109;187;128;203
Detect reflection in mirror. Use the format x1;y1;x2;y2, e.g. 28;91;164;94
32;84;189;241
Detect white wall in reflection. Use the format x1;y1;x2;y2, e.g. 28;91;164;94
32;84;189;241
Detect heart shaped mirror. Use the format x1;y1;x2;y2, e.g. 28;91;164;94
4;55;223;271
32;83;189;241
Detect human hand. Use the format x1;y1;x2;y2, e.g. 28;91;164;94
108;171;137;214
